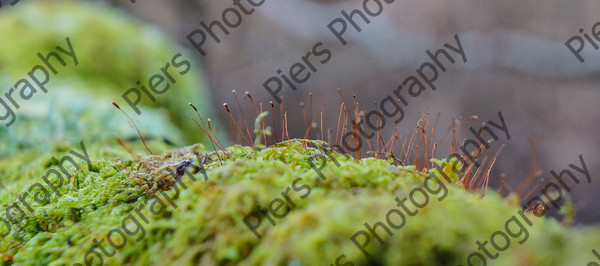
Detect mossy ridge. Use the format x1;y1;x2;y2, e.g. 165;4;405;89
0;139;187;249
0;139;598;265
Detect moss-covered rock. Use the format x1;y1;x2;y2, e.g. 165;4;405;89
0;139;598;265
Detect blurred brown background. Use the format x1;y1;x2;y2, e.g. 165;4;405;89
102;0;599;224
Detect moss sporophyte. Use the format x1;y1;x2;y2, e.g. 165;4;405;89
2;2;600;265
4;82;593;265
0;107;598;265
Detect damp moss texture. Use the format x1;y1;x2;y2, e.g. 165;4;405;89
0;139;599;265
1;1;600;266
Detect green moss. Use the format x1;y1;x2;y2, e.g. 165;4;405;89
1;139;598;265
0;2;598;265
0;0;218;157
0;88;188;157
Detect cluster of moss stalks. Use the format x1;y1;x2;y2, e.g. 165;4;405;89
0;139;599;265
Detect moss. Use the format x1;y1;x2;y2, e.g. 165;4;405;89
1;139;598;265
0;88;188;158
0;2;598;265
0;0;218;157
